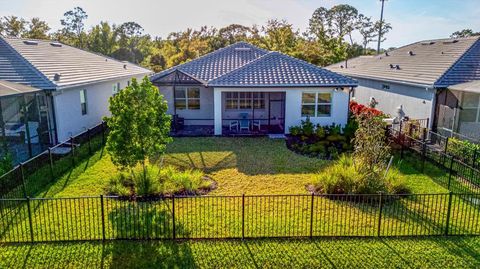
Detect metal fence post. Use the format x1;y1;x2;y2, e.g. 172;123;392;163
26;196;34;242
421;141;427;172
101;122;106;145
377;193;383;237
445;192;453;236
444;137;449;154
87;128;92;155
100;195;106;241
70;136;75;167
48;147;54;182
310;193;314;238
172;195;176;240
19;163;27;198
242;193;245;240
448;156;454;190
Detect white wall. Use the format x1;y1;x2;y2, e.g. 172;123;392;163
284;88;349;132
213;87;349;135
157;85;214;125
53;76;145;142
353;78;435;121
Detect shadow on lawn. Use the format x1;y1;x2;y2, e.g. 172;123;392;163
2;237;480;268
163;137;328;176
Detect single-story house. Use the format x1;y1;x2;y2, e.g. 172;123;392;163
150;42;357;136
327;36;480;140
0;36;152;163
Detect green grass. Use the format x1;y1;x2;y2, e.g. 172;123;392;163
2;237;480;268
37;137;448;197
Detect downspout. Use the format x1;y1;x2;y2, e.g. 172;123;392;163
0;98;7;154
49;93;59;144
429;87;437;130
22;95;32;158
173;71;178;116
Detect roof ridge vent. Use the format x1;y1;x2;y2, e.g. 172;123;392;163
421;41;435;45
50;42;62;47
234;47;252;51
23;40;38;45
443;39;459;44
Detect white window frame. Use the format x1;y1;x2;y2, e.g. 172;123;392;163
301;91;332;117
80;89;87;115
112;82;120;96
225;92;265;110
175;87;201;110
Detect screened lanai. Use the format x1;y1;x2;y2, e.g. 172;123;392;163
0;80;56;164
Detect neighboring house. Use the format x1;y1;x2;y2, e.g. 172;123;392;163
151;42;357;136
0;36;151;163
327;36;480;140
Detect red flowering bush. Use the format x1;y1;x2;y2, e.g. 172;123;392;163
349;101;384;117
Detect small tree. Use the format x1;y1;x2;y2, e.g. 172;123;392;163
105;77;172;182
353;113;390;173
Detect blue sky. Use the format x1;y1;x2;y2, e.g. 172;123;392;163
1;0;479;48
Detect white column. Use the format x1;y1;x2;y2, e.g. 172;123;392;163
214;88;222;135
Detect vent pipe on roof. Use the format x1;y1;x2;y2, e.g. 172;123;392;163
395;65;401;70
50;42;62;47
123;64;127;69
23;40;38;45
54;73;61;81
385;51;389;56
408;51;415;56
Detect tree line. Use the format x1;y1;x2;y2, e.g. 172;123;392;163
1;5;474;73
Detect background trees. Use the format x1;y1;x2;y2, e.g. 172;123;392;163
0;4;394;70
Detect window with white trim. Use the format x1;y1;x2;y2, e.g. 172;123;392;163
175;87;200;110
112;82;121;96
225;92;265;110
301;92;332;117
80;89;87;115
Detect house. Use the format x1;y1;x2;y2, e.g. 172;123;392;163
150;42;357;136
327;36;480;140
0;36;152;163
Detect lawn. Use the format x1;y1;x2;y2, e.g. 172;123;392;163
38;137;448;198
2;237;480;268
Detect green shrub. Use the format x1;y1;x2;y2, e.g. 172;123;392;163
106;165;209;196
313;155;409;195
0;153;13;175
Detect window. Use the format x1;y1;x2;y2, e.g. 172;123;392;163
225;92;265;110
175;87;200;110
301;92;332;117
80;89;87;115
127;80;130;87
112;82;120;95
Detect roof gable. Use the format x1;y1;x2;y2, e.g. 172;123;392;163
327;37;480;87
435;38;480;87
151;42;268;83
0;37;56;89
1;36;152;89
208;52;357;87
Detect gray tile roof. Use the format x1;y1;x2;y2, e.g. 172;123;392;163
0;80;42;97
327;37;480;87
208;52;357;87
0;36;152;90
151;42;269;83
152;42;356;88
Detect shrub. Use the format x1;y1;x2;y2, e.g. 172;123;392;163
313;155;409;195
0;153;13;175
107;165;211;197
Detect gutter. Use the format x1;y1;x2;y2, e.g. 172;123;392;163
345;74;434;89
55;72;153;90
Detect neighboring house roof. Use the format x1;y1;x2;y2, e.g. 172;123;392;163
0;36;152;90
449;80;480;94
0;80;42;97
327;36;480;88
151;42;356;88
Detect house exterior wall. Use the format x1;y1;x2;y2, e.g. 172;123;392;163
53;76;145;142
213;87;349;135
157;85;214;125
352;78;435;122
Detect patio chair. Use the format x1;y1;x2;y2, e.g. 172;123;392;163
239;113;250;131
229;120;239;132
252;120;261;131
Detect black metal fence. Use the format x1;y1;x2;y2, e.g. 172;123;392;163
390;126;480;194
0;122;107;199
1;192;480;243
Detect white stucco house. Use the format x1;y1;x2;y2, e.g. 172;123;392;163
151;42;357;136
327;36;480;140
0;36;151;162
